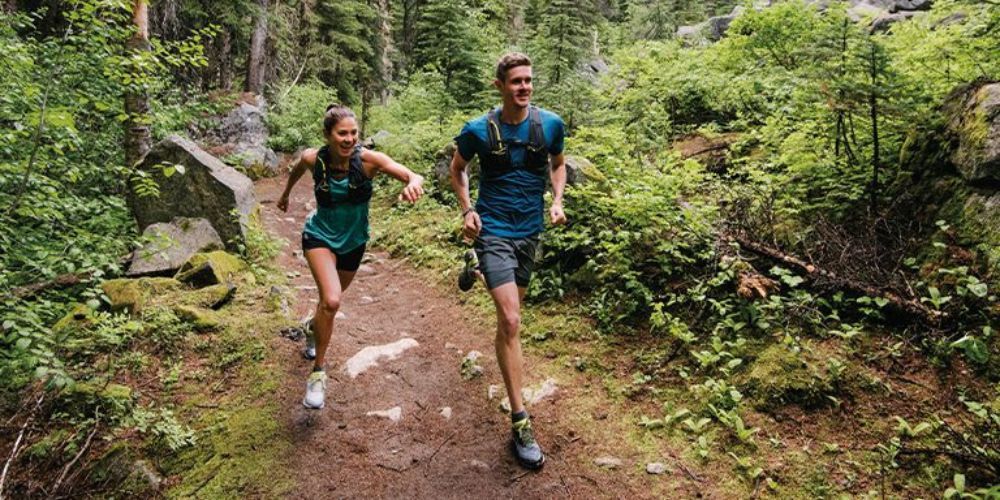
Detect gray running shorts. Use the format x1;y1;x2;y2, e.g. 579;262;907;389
474;234;541;290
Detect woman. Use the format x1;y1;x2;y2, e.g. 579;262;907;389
278;104;424;409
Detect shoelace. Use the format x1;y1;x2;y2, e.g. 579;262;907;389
513;420;536;446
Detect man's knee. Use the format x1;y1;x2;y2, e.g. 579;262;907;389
497;311;521;337
320;295;341;313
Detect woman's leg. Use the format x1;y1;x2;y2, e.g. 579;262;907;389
304;247;341;371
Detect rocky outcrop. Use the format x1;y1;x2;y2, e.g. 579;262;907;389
564;155;607;187
943;82;1000;184
897;81;1000;274
126;217;223;277
128;135;257;250
677;0;934;42
201;94;279;179
361;130;391;150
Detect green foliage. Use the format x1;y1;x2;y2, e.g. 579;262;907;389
413;0;491;107
307;0;378;105
266;81;332;152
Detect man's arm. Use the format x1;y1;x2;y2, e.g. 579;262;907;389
548;153;567;225
449;148;481;239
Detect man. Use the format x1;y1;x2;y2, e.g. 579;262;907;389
449;52;567;470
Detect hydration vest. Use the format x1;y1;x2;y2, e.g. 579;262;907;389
313;144;373;207
481;106;549;179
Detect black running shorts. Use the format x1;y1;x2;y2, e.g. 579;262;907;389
474;234;540;290
301;233;367;272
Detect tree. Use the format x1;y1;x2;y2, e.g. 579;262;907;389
413;0;488;107
308;0;377;106
245;0;269;94
125;0;151;168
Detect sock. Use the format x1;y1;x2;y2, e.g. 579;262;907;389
511;410;528;424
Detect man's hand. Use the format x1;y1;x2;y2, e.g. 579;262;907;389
277;193;290;212
462;210;482;241
549;203;567;225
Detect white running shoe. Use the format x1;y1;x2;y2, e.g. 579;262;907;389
302;371;327;409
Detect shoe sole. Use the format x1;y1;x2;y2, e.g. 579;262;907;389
509;440;545;470
302;398;325;409
458;250;477;292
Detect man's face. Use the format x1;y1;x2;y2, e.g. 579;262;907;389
495;65;532;110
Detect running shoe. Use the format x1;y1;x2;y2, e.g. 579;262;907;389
458;249;479;292
302;315;316;360
510;417;545;470
302;371;326;409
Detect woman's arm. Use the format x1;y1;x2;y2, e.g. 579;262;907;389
361;150;424;203
278;148;317;212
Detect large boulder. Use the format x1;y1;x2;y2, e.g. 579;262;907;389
432;143;478;196
870;10;919;33
361;130;392;150
943;82;1000;184
126;217;223;277
895;81;1000;274
203;94;279;179
564;156;607;187
128;135;257;250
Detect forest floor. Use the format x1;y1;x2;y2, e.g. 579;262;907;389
253;172;701;499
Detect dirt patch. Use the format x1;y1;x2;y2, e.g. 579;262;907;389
254;173;654;498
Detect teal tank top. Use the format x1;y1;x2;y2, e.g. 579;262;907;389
303;165;370;254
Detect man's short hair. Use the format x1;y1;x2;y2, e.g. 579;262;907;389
495;52;532;82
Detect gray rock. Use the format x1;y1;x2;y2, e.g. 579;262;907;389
889;0;932;12
870;11;918;32
361;130;391;149
646;462;668;475
127;217;223;276
594;456;623;469
211;98;268;146
230;142;279;179
433;142;479;195
564;155;606;187
202;96;280;178
579;58;609;83
128;135;257;250
946;83;1000;184
677;6;745;43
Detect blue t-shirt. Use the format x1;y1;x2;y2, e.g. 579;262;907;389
455;107;565;238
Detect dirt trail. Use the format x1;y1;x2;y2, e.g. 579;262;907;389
254;173;640;499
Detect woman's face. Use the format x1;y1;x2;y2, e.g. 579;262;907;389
327;116;359;159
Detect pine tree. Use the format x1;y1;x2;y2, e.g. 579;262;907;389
412;0;488;107
526;0;601;87
308;0;378;106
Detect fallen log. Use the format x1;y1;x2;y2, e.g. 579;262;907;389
729;235;945;324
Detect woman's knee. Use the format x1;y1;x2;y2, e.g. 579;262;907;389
319;294;341;313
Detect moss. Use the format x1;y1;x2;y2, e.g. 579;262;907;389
959;193;1000;275
102;278;183;315
174;251;245;288
65;382;135;411
172;305;222;332
181;283;237;310
24;429;72;460
741;343;843;411
52;303;95;334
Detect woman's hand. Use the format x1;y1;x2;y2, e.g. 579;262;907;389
398;175;424;203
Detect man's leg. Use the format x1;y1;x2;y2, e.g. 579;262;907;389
490;282;527;414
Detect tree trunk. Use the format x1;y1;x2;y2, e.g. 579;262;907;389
125;0;151;169
869;42;880;214
245;0;269;94
374;0;394;104
219;28;232;91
